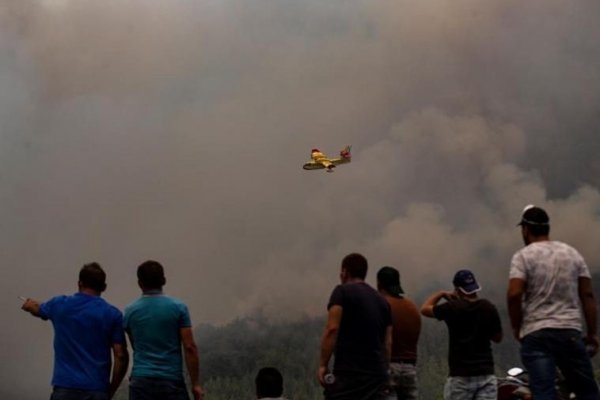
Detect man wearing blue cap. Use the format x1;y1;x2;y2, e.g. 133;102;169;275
507;205;600;400
421;269;502;400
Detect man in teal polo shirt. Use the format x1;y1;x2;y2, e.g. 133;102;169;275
124;260;203;400
21;262;129;400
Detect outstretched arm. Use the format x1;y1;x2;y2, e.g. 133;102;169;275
181;327;203;400
318;305;342;387
579;277;598;356
108;343;129;399
21;298;42;318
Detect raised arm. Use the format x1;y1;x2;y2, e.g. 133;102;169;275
318;305;342;387
420;291;453;318
181;327;203;400
108;342;129;399
578;277;598;356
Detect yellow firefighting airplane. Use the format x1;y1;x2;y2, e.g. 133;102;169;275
302;146;351;172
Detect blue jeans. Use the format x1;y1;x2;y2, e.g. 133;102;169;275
443;375;497;400
129;377;189;400
521;328;600;400
50;387;108;400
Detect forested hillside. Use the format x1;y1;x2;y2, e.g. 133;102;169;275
194;313;522;400
197;316;324;400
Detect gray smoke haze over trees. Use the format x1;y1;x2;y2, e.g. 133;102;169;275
1;0;600;398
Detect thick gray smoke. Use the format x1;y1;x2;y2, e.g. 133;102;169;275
2;0;599;397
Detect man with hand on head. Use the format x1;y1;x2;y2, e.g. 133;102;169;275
319;253;393;400
377;266;421;400
124;260;203;400
507;205;600;400
421;269;502;400
21;262;129;400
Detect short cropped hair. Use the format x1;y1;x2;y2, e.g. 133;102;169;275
137;260;166;290
255;367;283;398
526;223;550;237
519;206;550;237
341;253;368;280
79;262;107;292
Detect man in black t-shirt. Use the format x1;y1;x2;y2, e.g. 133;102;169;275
318;253;393;400
421;269;502;400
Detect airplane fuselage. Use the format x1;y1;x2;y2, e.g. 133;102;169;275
302;146;351;172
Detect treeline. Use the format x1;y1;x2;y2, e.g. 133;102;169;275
193;312;522;400
197;315;324;400
111;309;598;400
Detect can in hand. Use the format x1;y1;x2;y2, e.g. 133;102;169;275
324;373;335;385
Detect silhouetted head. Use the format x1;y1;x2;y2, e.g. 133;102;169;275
377;266;404;297
340;253;368;282
255;367;283;399
452;269;481;296
137;260;166;291
79;262;107;293
517;205;550;244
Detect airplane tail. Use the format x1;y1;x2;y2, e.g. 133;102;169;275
340;145;351;159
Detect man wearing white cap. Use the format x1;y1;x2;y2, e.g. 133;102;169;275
507;205;600;400
421;269;502;400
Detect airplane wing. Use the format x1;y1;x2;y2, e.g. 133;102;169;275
303;162;325;170
319;159;333;169
330;157;350;166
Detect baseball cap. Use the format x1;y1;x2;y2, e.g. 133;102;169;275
452;269;481;295
377;266;404;297
517;204;550;227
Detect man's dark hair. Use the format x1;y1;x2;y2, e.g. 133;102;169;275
137;260;166;290
525;223;550;237
519;206;550;237
255;367;283;398
341;253;368;279
79;262;107;292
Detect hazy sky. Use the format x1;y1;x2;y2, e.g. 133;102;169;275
2;0;600;397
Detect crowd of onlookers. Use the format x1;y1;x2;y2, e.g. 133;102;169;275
21;205;600;400
315;205;599;400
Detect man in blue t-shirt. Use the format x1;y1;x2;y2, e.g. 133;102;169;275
21;262;129;400
124;260;203;400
